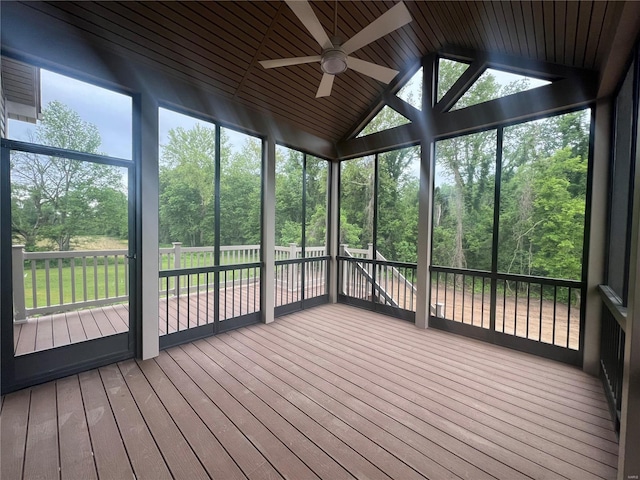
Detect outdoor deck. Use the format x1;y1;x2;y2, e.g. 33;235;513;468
13;279;327;355
2;303;617;480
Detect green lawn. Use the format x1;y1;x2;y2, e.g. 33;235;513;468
23;259;129;308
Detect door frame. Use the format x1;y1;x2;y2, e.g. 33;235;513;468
0;139;138;394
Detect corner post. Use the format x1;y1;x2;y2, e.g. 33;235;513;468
139;90;159;360
415;54;437;329
262;135;276;324
328;160;340;303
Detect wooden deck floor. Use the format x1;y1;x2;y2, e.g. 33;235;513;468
2;304;617;480
13;281;327;355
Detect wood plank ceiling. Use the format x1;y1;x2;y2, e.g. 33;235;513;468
12;1;627;143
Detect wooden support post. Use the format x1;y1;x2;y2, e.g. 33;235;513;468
289;243;298;291
340;244;348;296
262;136;276;324
328;161;340;303
12;245;26;321
139;90;159;360
172;242;182;297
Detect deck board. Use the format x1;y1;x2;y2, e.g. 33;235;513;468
57;375;98;480
13;280;325;356
99;363;173;480
78;369;135;480
23;382;58;480
275;310;616;478
0;388;30;480
1;304;618;480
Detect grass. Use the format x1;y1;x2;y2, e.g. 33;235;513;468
23;259;128;309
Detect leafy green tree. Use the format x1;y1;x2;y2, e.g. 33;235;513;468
377;147;420;262
531;148;587;280
275;148;303;246
219;134;262;246
11;101;126;250
304;157;328;249
340;156;374;248
159;124;217;246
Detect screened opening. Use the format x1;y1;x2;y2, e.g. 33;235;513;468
275;146;329;311
339;147;419;317
451;68;551;111
437;58;470;101
396;67;423;110
356;106;411;138
431;110;590;352
157;109;263;340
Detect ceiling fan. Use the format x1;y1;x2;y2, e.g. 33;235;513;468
259;1;412;98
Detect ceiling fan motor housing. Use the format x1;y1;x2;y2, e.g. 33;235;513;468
321;48;348;75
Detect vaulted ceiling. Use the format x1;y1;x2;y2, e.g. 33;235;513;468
4;1;638;144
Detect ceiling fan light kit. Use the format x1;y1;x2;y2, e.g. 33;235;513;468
321;48;347;75
259;0;412;98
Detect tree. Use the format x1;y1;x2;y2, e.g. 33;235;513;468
219;135;262;246
11;101;126;250
158;125;263;249
159;124;218;246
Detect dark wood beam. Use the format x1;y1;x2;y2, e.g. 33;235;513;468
337;72;598;158
383;93;422;123
335;123;421;159
430;76;598;138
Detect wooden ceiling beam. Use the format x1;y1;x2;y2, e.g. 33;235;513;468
337;72;598;159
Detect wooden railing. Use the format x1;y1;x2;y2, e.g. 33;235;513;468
12;245;130;321
598;285;627;433
338;244;418;320
12;242;328;321
430;266;582;349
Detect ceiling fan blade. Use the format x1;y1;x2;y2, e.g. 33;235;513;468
342;2;412;55
346;57;399;84
316;73;334;97
259;56;321;69
285;0;333;50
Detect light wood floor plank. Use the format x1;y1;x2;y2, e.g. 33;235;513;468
78;369;135;480
57;375;98;480
154;350;283;480
0;388;30;479
136;358;247;480
190;339;356;480
299;309;618;464
226;328;468;480
279;310;616;479
34;316;54;351
118;359;210;479
232;326;528;480
99;363;172;479
65;310;88;344
200;336;393;480
1;304;618;480
23;382;59;480
168;346;321;480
